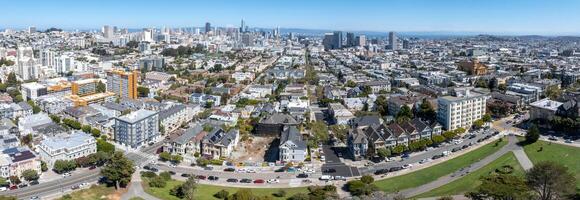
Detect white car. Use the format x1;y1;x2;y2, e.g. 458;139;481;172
419;158;432;164
236;168;246;173
79;182;89;188
305;169;315;174
246;169;257;173
384;157;395;162
62;172;71;177
333;176;346;181
320;156;326;162
0;187;6;192
267;179;279;184
402;164;413;169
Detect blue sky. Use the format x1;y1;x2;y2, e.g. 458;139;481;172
2;0;580;35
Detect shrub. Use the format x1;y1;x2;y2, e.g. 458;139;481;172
140;171;157;178
214;189;229;199
159;171;172;181
273;189;287;197
148;176;166;188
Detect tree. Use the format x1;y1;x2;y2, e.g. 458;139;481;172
27;100;41;114
171;155;183;164
473;119;485;129
346;80;357;87
97;139;115;154
0;177;8;187
82;125;92;133
49;115;61;123
374;96;388;116
180;177;197;200
525;125;540;144
88;151;112;166
137;86;150;97
96;81;106;93
361;175;374;184
482;113;492;122
6;72;19;87
9;176;20;185
544;85;562;100
53;160;77;173
91;128;101;138
526;161;576;200
442;131;457;140
466;173;530;200
376;148;391;158
396;105;413;123
392;145;407;155
159;152;172;162
416;98;436;121
21;134;33;146
159;171;172;181
21;169;39;181
101;152;135;189
40;161;48;172
432;135;446;144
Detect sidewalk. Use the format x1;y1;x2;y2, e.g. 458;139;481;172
121;171;160;200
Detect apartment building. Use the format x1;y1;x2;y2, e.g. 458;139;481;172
107;70;138;99
37;131;97;168
114;109;159;148
437;89;490;130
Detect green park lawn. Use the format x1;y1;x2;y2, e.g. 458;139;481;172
57;185;117;200
142;178;308;200
522;140;580;189
415;152;524;198
374;138;508;193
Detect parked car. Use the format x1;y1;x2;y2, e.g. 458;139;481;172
89;166;96;170
419;158;431;164
402;164;413;169
374;169;389;175
333;176;346;181
319;175;332;181
181;173;191;177
322;168;336;173
71;185;80;190
401;153;410;159
240;178;253;183
432;154;444;160
267;179;279;183
196;175;207;180
565;139;573;143
0;187;6;192
389;166;403;172
226;178;238;183
168;171;176;175
253;179;265;184
224;168;235;172
297;173;309;178
208;176;218;181
62;172;72;177
9;185;17;190
29;180;39;185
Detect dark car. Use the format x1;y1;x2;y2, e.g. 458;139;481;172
401;154;410;159
181;173;191;177
240;178;252;183
168;171;176;175
296;173;309;178
374;169;389;175
389;166;403;172
71;185;79;190
89;166;97;170
9;185;17;190
432;154;444;160
29;180;39;185
468;135;476;139
143;165;151;170
149;167;159;172
226;178;238;183
18;184;28;188
477;138;484;143
208;176;218;181
323;168;336;173
451;147;462;152
224;168;236;172
462;145;469;149
196;175;207;180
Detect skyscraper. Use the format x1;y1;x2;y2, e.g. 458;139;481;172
346;32;355;47
333;31;343;49
356;35;366;47
389;31;398;50
102;25;113;39
323;33;334;51
205;22;211;34
240;19;246;33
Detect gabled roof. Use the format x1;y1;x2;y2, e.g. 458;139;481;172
261;112;298;125
387;123;406;138
280;126;306;150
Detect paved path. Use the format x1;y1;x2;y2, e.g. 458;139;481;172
401;136;519;198
512;146;534;170
121;171;160;200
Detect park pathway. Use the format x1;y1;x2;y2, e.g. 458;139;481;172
121;171;160;200
412;135;538;199
403;136;519;198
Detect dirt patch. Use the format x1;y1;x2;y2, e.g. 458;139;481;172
229;136;275;163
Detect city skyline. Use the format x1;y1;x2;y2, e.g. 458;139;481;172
2;0;580;35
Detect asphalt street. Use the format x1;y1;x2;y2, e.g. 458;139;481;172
321;145;360;177
359;129;498;175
